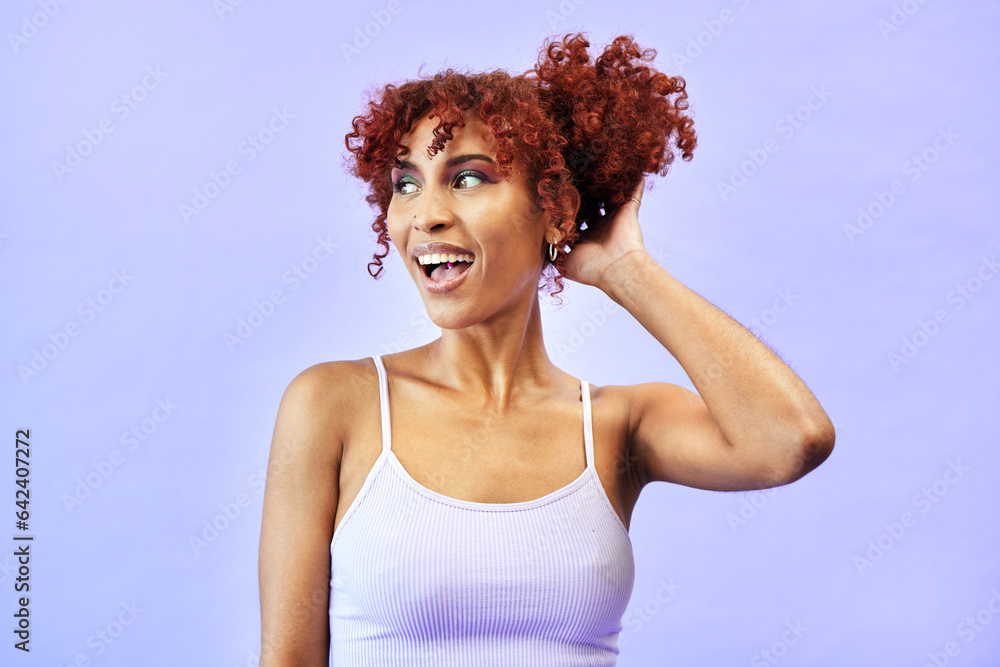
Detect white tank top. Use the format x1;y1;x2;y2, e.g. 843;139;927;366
329;355;635;665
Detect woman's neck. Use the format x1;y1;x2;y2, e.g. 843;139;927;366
422;293;564;414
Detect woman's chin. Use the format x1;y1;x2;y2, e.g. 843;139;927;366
421;307;477;331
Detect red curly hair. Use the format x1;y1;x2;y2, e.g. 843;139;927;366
344;32;697;301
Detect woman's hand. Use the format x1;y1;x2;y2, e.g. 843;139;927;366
561;176;651;290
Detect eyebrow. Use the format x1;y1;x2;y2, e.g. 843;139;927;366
393;153;496;171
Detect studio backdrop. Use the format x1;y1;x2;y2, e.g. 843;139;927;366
2;0;998;665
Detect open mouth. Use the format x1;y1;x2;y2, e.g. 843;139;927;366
417;254;474;283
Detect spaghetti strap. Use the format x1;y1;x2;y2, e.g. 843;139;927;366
371;355;391;455
582;380;594;470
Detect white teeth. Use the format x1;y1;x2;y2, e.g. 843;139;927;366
417;253;474;266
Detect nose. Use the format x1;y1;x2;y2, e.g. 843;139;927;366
411;186;456;234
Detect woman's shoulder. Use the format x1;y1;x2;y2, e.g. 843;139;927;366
284;356;378;400
287;348;434;404
277;357;380;429
269;357;381;471
581;378;631;408
582;380;634;443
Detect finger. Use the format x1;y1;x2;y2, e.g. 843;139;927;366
629;175;646;209
633;175;645;202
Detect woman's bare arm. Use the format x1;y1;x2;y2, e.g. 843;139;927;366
600;251;835;492
259;363;349;666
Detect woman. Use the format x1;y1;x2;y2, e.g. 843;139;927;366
258;33;835;665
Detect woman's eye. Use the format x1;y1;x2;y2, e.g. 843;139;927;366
454;170;485;189
393;176;418;195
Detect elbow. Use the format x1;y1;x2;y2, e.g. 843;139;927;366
787;418;836;484
759;419;835;488
735;417;836;490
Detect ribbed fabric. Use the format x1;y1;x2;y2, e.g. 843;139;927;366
329;354;635;666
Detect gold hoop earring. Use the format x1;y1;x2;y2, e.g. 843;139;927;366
548;242;558;262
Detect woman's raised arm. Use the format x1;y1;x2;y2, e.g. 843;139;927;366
563;178;834;492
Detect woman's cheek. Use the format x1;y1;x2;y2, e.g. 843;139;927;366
385;215;403;248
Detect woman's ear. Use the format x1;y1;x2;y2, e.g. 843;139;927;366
564;184;581;227
548;184;581;244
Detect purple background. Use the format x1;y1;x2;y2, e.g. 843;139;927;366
2;0;999;665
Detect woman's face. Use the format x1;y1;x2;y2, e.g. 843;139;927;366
386;110;554;329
